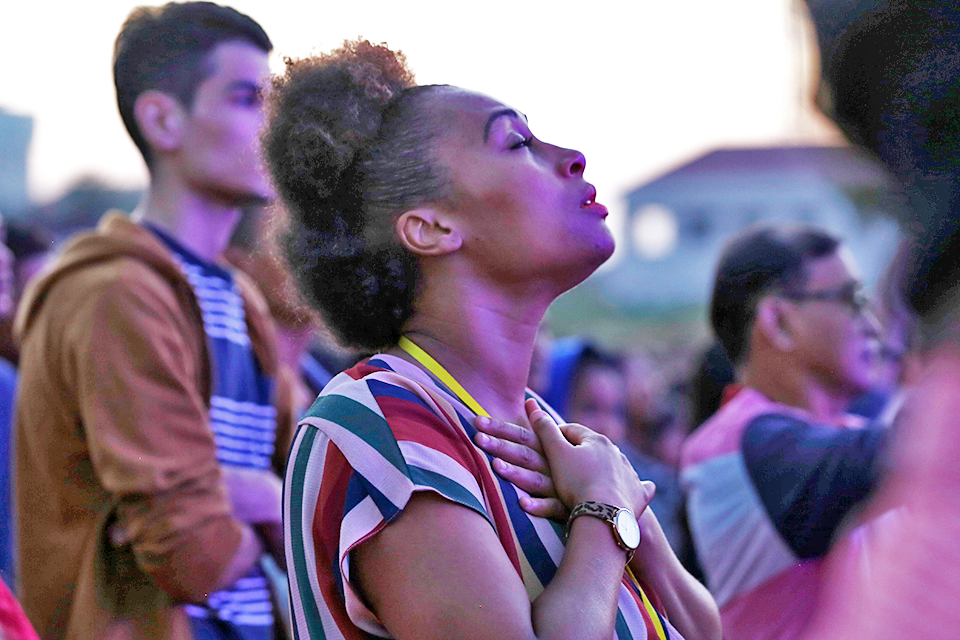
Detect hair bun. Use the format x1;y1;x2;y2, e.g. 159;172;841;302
265;41;414;208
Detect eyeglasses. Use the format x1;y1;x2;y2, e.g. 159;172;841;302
780;282;870;314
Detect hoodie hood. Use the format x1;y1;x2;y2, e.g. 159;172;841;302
14;212;189;344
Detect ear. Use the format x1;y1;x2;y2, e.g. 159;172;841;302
395;208;462;257
133;90;186;154
754;296;795;353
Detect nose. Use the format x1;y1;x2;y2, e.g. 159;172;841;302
859;307;883;339
559;147;586;178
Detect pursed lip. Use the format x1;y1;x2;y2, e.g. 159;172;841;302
580;184;609;218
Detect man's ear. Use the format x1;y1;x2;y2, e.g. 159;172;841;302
133;90;186;154
395;208;462;257
755;296;795;352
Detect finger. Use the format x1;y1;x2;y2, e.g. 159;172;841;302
526;401;570;460
518;495;569;521
475;432;550;474
634;480;657;514
556;422;598;445
475;415;542;453
490;458;555;496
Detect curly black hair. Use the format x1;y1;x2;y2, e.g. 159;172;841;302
262;40;450;351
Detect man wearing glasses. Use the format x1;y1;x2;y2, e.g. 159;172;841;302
680;224;889;640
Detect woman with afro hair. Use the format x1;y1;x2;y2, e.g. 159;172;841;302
265;39;720;640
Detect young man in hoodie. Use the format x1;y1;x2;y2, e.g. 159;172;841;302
13;4;293;639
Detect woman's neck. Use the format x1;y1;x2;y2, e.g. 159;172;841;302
397;276;551;426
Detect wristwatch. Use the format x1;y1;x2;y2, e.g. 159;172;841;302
566;501;641;563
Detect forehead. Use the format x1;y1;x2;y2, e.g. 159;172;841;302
201;40;270;87
426;88;524;142
803;247;860;287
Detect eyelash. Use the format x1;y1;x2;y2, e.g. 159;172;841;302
511;136;533;150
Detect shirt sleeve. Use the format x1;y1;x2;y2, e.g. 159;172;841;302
74;266;243;603
741;413;888;558
289;369;492;636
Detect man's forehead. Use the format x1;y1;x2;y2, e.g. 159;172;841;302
204;40;270;85
805;246;861;285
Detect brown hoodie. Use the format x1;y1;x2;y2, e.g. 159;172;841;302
13;212;293;640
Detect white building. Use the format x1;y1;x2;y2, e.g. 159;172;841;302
598;145;903;310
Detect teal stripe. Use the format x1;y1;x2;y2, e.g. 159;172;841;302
287;427;327;640
615;606;635;640
408;465;491;523
308;393;407;476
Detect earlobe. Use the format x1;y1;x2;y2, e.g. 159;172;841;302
395;209;462;257
133;90;185;153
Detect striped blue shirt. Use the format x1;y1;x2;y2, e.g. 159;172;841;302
149;226;276;633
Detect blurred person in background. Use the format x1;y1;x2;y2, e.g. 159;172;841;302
0;214;17;592
798;2;960;638
544;337;686;555
12;4;295;639
623;352;674;463
0;224;56;365
680;224;889;640
226;205;336;413
686;341;735;432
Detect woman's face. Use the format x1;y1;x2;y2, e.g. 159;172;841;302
428;89;615;289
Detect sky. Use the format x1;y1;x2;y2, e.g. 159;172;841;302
1;0;843;248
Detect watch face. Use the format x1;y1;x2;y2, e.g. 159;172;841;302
614;509;641;550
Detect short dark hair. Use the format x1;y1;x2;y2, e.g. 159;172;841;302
710;225;841;364
113;2;271;166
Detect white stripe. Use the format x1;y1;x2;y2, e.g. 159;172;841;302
211;408;277;429
526;500;566;565
338;495;383;578
286;428;347;640
300;415;413;508
205;325;251;345
214;434;276;456
200;308;247;327
398;440;484;507
211;418;277;441
212;395;278;417
196;299;245;317
234;575;269;589
217;449;271;467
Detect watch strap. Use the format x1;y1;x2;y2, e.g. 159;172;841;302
566;500;639;563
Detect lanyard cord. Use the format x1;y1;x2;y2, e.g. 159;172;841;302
398;336;490;417
398;335;666;640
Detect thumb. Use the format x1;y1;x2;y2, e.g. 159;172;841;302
525;399;569;459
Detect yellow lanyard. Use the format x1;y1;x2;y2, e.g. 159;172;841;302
398;336;490;417
399;335;666;640
627;566;668;640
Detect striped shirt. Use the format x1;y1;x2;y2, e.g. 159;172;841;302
149;227;276;632
284;354;682;639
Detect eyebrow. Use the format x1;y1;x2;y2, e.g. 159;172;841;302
483;108;526;143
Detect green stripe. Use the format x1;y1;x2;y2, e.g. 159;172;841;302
409;465;490;523
308;393;407;476
614;606;634;640
287;427;327;640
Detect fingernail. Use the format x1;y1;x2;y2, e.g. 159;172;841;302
476;433;489;446
476;416;490;427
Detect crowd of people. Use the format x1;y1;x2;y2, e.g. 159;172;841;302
1;1;959;639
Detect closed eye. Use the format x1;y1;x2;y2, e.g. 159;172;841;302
511;136;533;150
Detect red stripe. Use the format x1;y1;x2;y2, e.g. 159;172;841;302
312;444;367;639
